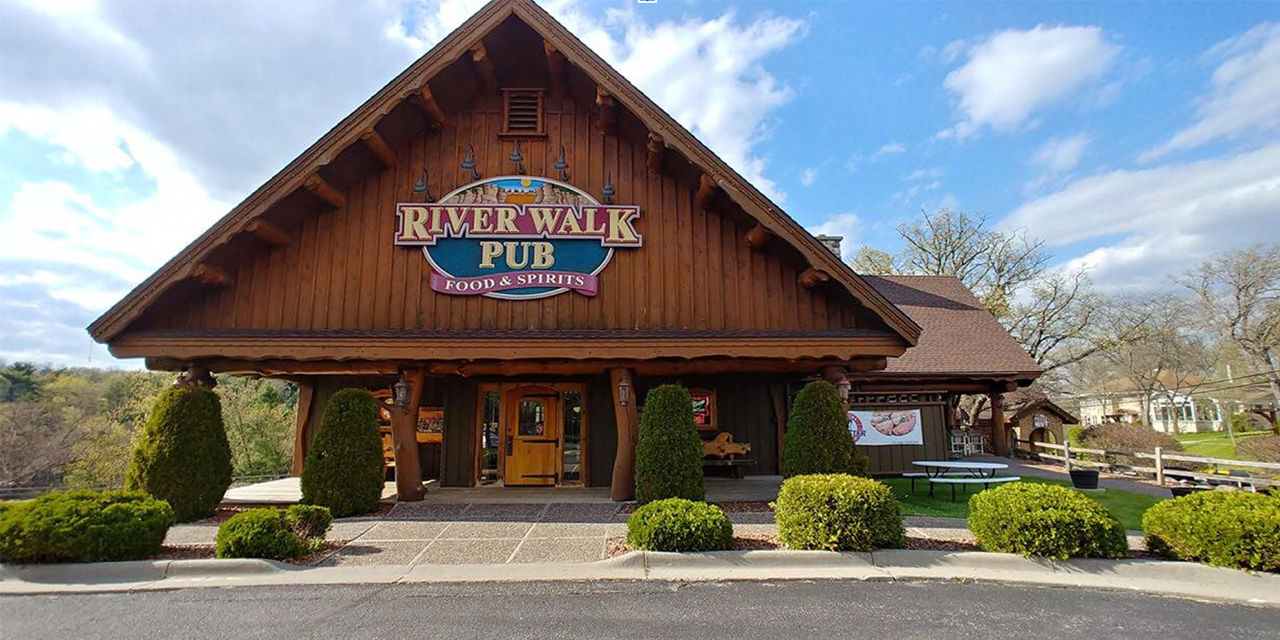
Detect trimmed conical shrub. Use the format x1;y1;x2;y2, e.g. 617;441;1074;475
300;388;384;517
125;385;233;522
634;384;705;505
781;381;866;478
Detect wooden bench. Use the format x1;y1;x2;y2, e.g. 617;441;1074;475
928;475;1021;502
702;457;756;479
903;472;975;492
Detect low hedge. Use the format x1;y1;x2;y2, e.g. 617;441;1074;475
968;483;1128;560
215;505;332;560
626;498;733;552
0;490;175;563
772;474;903;551
1143;490;1280;572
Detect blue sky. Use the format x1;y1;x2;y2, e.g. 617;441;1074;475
2;0;1279;367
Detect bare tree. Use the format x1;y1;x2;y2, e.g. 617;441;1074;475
1184;244;1280;434
850;247;902;276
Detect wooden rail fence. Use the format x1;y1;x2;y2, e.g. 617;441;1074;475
1024;441;1280;491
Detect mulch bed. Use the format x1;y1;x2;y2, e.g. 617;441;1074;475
151;540;347;565
194;503;395;525
617;501;773;515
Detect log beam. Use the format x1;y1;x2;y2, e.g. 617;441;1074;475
595;87;617;136
990;391;1009;457
388;369;427;501
544;41;568;98
470;44;498;94
304;174;346;209
609;367;639;501
191;263;232;287
799;268;831;289
291;381;314;476
746;223;771;249
360;129;397;168
246;219;291;247
646;132;666;174
694;174;719;211
411;85;447;129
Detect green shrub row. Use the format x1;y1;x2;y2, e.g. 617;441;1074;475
0;490;175;564
1143;490;1280;572
215;505;332;560
626;498;732;552
773;474;903;551
968;483;1128;560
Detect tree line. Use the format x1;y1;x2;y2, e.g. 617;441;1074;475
0;365;297;491
852;210;1280;434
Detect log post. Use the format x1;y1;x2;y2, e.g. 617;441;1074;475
694;174;719;212
646;132;665;174
388;369;427;501
1154;446;1165;486
470;44;498;94
989;391;1008;457
609;367;639;501
544;41;568;98
291;381;314;476
821;365;851;411
596;87;618;136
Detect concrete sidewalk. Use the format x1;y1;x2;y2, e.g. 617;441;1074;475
3;550;1277;607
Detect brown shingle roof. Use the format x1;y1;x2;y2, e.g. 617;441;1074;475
863;275;1042;378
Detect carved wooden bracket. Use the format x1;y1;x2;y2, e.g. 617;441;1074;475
304;174;346;209
191;263;232;287
174;364;217;389
246;219;291;247
694;174;719;212
646;132;666;174
799;268;831;289
360;129;397;168
544;41;568;98
595;87;617;136
746;223;771;250
470;44;498;93
412;85;447;129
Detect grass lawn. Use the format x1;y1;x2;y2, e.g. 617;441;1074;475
879;476;1164;531
1172;430;1272;460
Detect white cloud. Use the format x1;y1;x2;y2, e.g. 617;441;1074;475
875;142;906;157
1005;139;1280;290
938;25;1119;141
1140;22;1280;161
1024;132;1091;194
807;212;861;261
906;167;944;181
800;167;818;187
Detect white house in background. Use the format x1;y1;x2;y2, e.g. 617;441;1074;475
1075;373;1239;434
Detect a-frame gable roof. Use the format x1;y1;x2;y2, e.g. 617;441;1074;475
88;0;921;345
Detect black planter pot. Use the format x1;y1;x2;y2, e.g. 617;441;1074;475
1069;469;1099;490
1169;485;1210;498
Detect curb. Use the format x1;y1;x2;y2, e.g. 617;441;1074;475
2;551;1277;606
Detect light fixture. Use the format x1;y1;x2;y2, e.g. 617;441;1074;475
392;375;412;410
412;168;433;202
508;140;526;175
617;377;632;406
460;144;481;180
601;173;615;204
554;145;570;181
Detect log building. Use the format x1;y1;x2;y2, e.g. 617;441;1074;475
88;0;1041;501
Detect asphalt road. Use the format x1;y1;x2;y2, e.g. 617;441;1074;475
3;580;1278;640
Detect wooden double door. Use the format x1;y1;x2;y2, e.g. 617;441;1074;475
504;386;563;486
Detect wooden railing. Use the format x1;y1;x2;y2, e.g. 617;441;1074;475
1025;441;1280;490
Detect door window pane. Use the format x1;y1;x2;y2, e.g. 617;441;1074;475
480;390;500;482
562;390;582;483
519;400;546;436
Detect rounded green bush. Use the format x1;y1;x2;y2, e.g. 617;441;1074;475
626;498;733;552
0;490;175;563
125;386;233;522
215;505;332;560
968;483;1128;560
1143;490;1280;572
772;474;903;551
300;388;385;517
634;384;705;505
781;381;866;478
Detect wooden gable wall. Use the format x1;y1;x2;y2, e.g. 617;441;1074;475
128;18;888;338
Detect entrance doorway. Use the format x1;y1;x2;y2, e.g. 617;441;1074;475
476;382;587;487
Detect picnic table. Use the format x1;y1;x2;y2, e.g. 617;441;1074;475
908;460;1021;501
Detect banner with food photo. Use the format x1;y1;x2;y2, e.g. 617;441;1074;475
847;409;923;446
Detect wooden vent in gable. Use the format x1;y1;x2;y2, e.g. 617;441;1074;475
501;89;544;137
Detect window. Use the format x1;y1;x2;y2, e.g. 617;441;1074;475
480;390;501;483
562;390;582;483
501;89;544;136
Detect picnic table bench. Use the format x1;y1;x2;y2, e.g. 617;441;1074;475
910;460;1021;502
